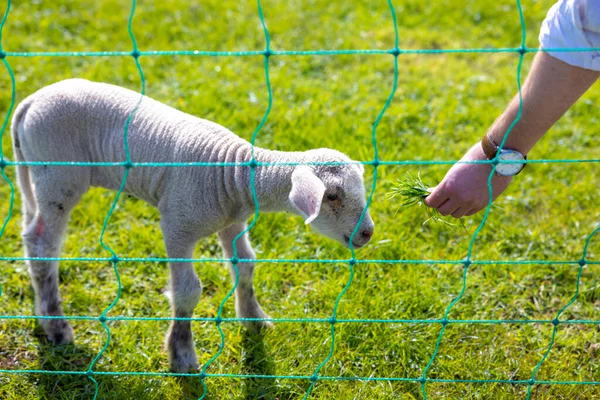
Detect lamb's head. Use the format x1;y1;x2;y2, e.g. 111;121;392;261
288;149;375;249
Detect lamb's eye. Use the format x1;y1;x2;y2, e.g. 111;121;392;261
327;193;338;201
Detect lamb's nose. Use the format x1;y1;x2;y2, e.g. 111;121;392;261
360;228;373;242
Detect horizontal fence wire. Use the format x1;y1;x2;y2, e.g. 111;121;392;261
2;47;600;58
2;158;600;167
0;0;598;399
1;315;599;325
0;256;599;264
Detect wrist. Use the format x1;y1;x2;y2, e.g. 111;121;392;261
487;129;531;156
462;144;513;184
481;134;527;177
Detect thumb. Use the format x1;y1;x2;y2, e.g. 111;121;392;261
423;185;447;208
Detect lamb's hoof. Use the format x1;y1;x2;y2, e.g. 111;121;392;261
170;350;199;373
244;315;274;334
237;298;274;334
167;328;199;373
44;319;74;345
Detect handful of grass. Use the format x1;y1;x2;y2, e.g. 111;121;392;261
388;173;457;226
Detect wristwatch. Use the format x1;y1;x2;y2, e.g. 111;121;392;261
481;135;527;177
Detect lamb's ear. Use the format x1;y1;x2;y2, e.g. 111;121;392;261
289;165;326;224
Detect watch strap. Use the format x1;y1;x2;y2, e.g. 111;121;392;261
481;134;499;160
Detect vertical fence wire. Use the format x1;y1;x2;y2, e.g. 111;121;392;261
0;0;14;298
419;1;527;397
197;1;273;398
82;0;146;398
302;0;399;397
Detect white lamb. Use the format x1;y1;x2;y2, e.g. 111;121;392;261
11;79;375;372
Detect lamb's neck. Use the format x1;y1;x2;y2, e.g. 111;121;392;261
245;148;306;215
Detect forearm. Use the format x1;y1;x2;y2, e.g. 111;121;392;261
486;52;599;155
425;1;600;218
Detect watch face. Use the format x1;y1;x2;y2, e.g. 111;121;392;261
496;150;525;176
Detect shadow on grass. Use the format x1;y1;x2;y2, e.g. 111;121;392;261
28;325;98;399
176;375;206;400
28;324;152;400
178;329;285;400
240;330;278;400
27;325;291;399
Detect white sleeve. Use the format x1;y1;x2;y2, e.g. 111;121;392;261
539;0;600;71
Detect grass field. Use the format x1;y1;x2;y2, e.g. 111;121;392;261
0;0;599;399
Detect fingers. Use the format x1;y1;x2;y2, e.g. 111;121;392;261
423;186;448;209
424;186;466;218
437;199;460;217
429;195;481;219
451;207;469;218
465;203;495;216
422;156;514;219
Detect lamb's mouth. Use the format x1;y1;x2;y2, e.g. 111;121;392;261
344;234;364;249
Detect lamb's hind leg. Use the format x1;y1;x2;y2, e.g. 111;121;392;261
24;171;87;345
219;223;272;333
161;220;203;372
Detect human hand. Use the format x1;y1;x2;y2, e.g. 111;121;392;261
423;143;513;218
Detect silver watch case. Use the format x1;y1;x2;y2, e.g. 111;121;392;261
495;149;526;176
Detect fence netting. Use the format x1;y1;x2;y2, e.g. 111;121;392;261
0;0;598;399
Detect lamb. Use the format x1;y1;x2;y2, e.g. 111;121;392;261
11;78;375;372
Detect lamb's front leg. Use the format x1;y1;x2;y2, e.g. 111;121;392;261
162;223;202;373
219;223;272;333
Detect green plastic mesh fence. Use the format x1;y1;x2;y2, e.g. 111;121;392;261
0;0;598;399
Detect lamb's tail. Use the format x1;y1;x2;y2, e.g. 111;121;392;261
11;96;37;215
